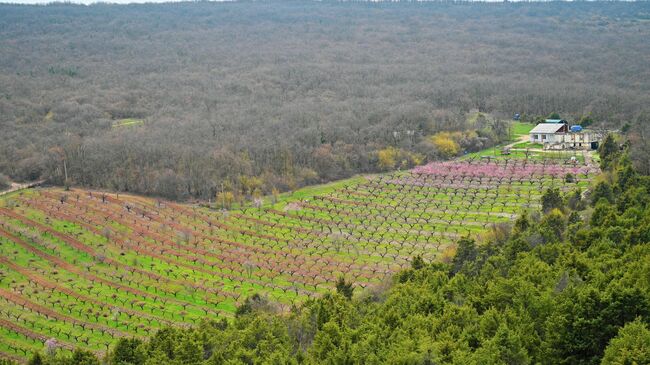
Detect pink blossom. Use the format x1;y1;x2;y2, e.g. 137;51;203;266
412;161;591;179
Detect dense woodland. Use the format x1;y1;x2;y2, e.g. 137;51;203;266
6;135;649;364
1;1;650;200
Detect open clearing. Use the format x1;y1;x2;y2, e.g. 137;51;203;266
111;119;144;128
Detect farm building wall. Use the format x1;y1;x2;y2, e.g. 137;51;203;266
543;132;599;150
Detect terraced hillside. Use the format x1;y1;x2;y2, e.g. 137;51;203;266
0;155;597;361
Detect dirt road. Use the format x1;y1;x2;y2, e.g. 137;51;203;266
0;180;45;196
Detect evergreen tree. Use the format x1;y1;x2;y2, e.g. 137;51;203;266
599;134;619;171
451;238;477;275
541;187;564;213
566;189;584;211
411;255;425;270
27;353;43;365
602;320;650;365
71;349;100;365
335;277;354;300
591;181;614;206
567;211;582;225
110;338;145;365
513;212;530;234
616;163;638;192
540;208;566;242
174;337;202;365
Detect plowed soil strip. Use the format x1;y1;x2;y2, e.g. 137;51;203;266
29;195;375;284
0;287;125;337
0;225;213;315
0;349;25;363
0;318;74;350
0;256;176;327
19;200;312;293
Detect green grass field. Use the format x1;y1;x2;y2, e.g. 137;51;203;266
111;119;144;128
511;121;535;136
513;141;543;149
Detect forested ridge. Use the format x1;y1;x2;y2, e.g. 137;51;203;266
1;1;650;200
6;139;649;364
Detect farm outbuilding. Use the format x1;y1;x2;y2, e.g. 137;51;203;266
529;122;568;144
529;120;600;150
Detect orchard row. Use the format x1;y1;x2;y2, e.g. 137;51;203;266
0;158;591;362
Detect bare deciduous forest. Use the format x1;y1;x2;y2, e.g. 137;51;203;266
1;1;649;200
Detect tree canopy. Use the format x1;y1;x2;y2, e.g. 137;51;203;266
1;1;649;200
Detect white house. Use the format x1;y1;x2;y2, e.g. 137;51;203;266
529;120;599;150
529;121;568;144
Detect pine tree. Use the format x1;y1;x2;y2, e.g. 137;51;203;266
335;277;354;300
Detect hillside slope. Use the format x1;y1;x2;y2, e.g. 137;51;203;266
0;150;595;361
